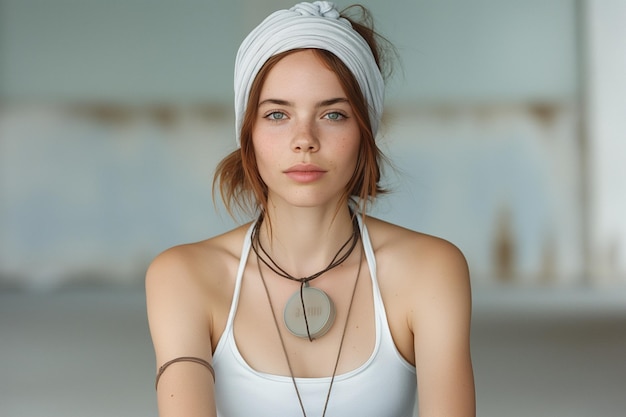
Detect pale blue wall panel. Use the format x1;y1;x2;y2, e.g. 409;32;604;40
0;0;578;103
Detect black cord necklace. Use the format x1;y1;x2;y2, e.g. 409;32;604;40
251;212;360;341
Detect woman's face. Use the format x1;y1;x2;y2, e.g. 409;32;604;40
252;50;361;211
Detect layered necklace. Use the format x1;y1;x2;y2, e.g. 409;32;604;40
251;213;361;341
252;213;363;417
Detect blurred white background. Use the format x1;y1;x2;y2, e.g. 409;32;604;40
1;1;625;416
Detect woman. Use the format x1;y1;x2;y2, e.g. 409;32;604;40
146;2;475;416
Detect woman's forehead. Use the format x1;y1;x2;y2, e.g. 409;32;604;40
259;50;348;103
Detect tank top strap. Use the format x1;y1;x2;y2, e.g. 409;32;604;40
357;214;391;331
223;221;256;333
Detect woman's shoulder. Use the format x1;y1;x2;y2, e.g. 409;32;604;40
146;223;252;292
363;215;469;286
365;216;465;260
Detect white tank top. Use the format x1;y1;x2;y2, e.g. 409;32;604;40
212;215;417;416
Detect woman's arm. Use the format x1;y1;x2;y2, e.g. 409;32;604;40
411;239;476;417
146;247;217;417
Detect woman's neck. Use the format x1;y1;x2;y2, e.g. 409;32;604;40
258;203;356;278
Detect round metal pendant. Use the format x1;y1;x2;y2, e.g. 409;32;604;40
283;286;335;339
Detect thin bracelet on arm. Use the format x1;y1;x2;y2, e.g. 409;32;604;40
155;356;216;390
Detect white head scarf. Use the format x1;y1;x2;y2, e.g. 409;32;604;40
233;1;384;146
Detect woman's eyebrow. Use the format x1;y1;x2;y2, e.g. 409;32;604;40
317;97;349;107
257;97;349;108
258;98;292;107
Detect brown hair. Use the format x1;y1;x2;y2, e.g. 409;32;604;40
213;6;393;220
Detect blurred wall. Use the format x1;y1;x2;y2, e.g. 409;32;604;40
0;0;577;103
586;0;626;284
0;0;624;289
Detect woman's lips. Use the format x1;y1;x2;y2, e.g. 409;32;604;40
284;164;326;183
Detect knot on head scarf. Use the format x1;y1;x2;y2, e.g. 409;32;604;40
233;1;384;146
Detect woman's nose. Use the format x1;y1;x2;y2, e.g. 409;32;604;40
291;121;320;152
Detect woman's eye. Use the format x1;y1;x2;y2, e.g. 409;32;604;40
266;111;286;121
324;112;346;121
